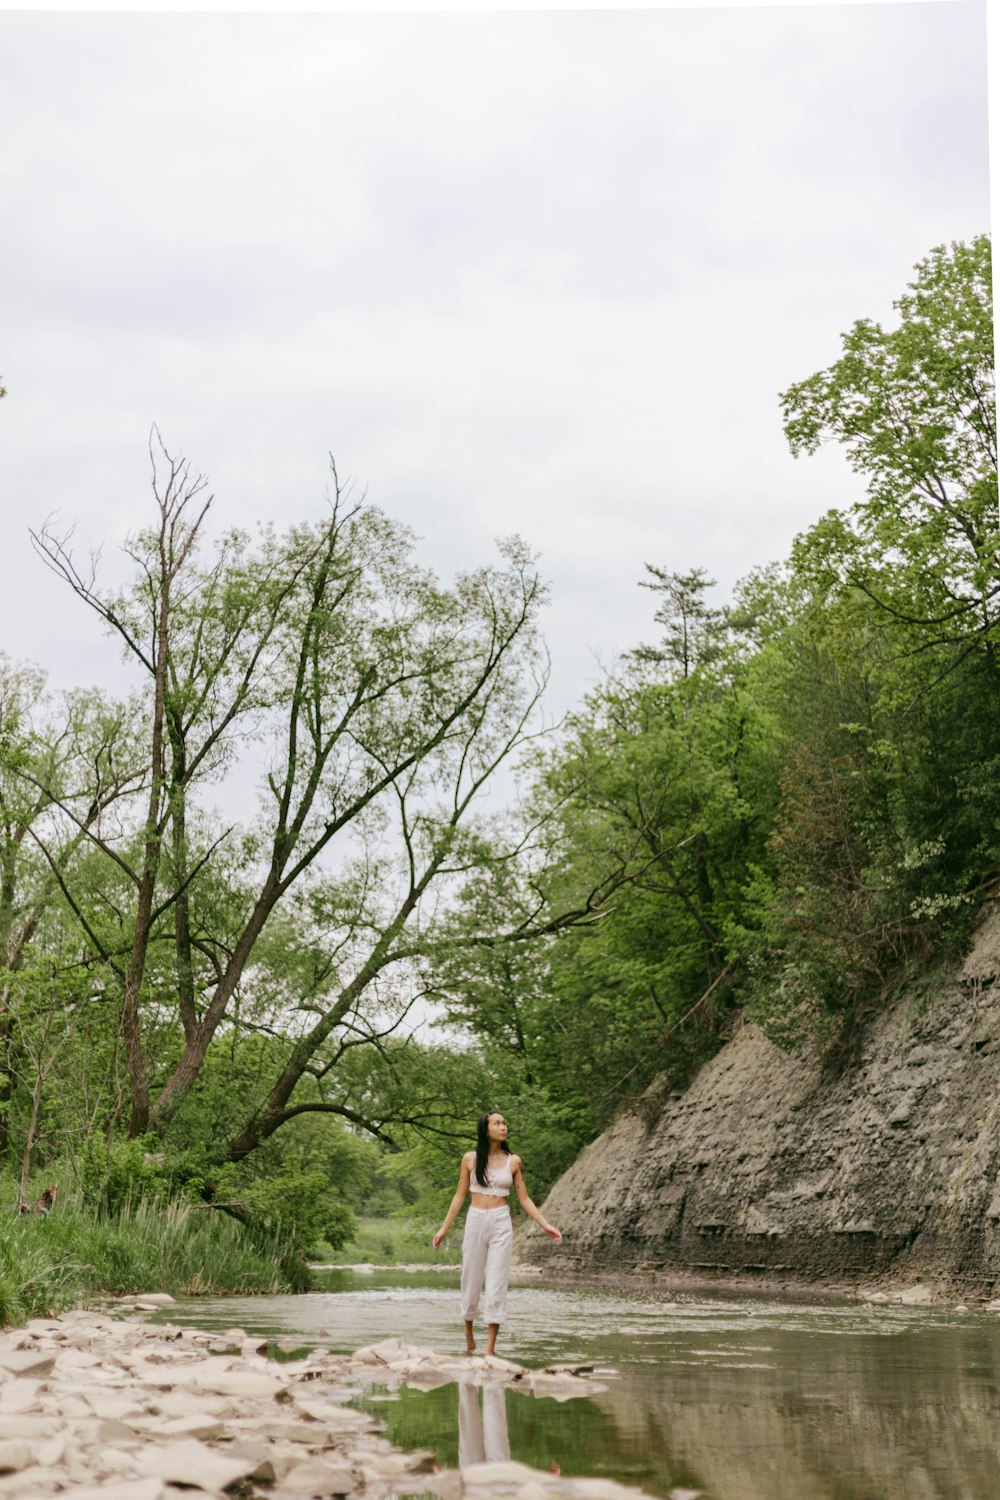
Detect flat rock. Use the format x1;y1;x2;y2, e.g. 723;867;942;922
136;1437;260;1490
349;1338;412;1365
527;1371;605;1401
463;1460;550;1485
0;1382;43;1414
896;1283;934;1306
277;1459;357;1493
477;1354;525;1376
0;1446;33;1475
0;1420;58;1441
573;1481;649;1499
154;1390;231;1419
156;1414;226;1440
58;1481;172;1500
417;1474;462;1500
93;1419;139;1445
256;1418;322;1443
0;1353;56;1379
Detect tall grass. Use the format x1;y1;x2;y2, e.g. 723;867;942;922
0;1193;308;1326
331;1214;440;1265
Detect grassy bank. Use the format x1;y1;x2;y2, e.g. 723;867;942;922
0;1196;308;1326
333;1215;439;1265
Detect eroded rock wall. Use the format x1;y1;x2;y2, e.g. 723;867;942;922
524;903;1000;1295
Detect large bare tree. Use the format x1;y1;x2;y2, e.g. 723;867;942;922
26;442;654;1159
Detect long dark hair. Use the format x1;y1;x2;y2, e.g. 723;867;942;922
475;1110;510;1188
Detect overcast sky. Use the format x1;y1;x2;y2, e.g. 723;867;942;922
1;2;990;728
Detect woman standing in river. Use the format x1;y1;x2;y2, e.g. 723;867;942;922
432;1110;562;1356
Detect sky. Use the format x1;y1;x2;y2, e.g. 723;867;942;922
0;1;991;733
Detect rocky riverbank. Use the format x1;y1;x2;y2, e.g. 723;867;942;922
0;1300;667;1500
524;903;1000;1302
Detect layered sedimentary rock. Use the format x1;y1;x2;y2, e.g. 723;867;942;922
524;903;1000;1296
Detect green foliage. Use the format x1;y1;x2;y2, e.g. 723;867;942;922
335;1215;440;1266
0;1190;304;1325
0;236;995;1255
446;235;998;1133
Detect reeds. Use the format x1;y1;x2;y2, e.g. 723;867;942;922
0;1191;305;1325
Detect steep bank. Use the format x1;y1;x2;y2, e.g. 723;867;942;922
524;903;1000;1299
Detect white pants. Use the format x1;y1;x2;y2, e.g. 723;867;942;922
461;1207;514;1325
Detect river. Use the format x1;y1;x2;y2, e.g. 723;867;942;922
154;1268;1000;1499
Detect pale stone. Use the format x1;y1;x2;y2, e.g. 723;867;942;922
57;1481;171;1500
362;1448;436;1476
350;1337;423;1365
403;1367;453;1391
0;1446;32;1474
33;1438;67;1467
136;1437;260;1490
527;1371;600;1401
76;1392;146;1420
417;1472;462;1500
52;1350;103;1370
156;1415;226;1440
462;1460;545;1484
223;1438;278;1481
573;1481;646;1499
194;1369;287;1399
294;1400;375;1429
277;1459;357;1494
92;1419;138;1446
0;1353;55;1379
211;1328;249;1344
0;1468;66;1496
479;1354;525;1376
155;1390;230;1419
257;1418;325;1442
53;1395;104;1419
0;1420;57;1441
93;1446;143;1475
0;1382;43;1414
896;1283;934;1306
134;1294;176;1306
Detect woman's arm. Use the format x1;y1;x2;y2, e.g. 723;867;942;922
432;1153;473;1249
511;1156;562;1242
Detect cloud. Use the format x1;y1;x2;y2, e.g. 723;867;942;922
0;3;989;718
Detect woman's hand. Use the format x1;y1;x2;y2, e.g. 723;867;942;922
432;1228;447;1250
544;1224;562;1243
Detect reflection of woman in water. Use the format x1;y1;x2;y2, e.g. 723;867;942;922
458;1381;510;1467
433;1110;562;1356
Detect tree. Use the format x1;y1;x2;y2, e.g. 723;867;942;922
24;442;654;1175
781;234;998;665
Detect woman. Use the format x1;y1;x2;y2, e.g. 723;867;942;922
432;1110;562;1356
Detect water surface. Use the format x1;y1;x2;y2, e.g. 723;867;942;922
157;1269;1000;1499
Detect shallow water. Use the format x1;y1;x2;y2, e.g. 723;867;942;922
157;1270;1000;1498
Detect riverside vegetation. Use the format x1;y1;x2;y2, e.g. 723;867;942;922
0;236;996;1315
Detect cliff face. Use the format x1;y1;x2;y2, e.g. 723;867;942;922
525;903;1000;1296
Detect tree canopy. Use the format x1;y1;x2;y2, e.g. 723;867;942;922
2;235;996;1246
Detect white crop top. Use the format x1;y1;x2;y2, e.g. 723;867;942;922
471;1156;514;1197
